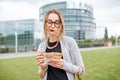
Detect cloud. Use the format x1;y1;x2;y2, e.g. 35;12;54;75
0;0;40;4
0;0;120;38
0;1;39;20
92;0;120;9
94;7;120;23
92;0;120;38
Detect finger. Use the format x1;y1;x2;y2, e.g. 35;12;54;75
49;59;63;68
49;63;62;68
36;53;41;56
36;55;44;57
40;64;48;69
39;59;44;63
36;56;44;60
36;53;44;57
36;60;41;65
49;59;62;63
36;52;44;56
38;60;45;66
38;61;48;68
36;58;44;64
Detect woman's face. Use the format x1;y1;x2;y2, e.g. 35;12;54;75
45;13;61;37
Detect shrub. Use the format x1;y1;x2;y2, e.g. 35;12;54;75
0;48;8;53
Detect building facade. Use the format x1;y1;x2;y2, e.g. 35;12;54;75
0;19;39;51
39;1;96;40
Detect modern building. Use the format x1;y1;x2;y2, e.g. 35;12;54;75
0;19;41;51
39;1;96;40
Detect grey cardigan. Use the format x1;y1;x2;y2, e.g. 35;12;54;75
37;36;85;80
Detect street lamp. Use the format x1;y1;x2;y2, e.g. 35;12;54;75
116;34;118;46
15;29;18;53
14;22;19;53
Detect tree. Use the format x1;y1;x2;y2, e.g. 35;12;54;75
0;33;5;45
118;35;120;41
109;35;116;45
104;27;108;42
0;33;2;37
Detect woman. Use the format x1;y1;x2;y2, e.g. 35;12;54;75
36;9;85;80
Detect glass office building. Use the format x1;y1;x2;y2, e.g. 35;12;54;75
0;19;39;51
39;1;96;40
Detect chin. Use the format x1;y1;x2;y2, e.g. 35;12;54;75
49;32;56;35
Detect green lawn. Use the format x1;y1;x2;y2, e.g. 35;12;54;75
0;47;120;80
81;47;120;80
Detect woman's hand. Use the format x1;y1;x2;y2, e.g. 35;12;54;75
36;52;48;70
48;58;64;68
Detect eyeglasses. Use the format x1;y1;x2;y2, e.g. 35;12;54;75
45;20;61;28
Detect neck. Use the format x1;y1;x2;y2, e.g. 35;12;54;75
49;35;58;42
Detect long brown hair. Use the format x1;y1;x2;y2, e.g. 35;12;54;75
43;9;65;40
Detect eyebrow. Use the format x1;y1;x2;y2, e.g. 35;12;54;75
47;19;60;22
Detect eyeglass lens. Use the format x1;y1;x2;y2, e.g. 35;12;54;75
46;20;61;28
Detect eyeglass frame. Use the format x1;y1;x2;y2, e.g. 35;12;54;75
45;20;62;28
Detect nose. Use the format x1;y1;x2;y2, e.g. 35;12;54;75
51;23;55;28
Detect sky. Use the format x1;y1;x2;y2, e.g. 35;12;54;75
0;0;120;39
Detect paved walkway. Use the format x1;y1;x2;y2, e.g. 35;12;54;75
80;45;120;51
0;46;120;59
0;51;37;59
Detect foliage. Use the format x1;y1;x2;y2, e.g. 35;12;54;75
0;37;5;45
77;39;104;48
0;33;2;36
118;35;120;41
0;33;5;45
77;39;93;43
104;27;108;42
5;34;15;45
94;38;104;43
0;48;8;53
109;35;116;45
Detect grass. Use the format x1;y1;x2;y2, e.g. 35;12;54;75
81;47;120;80
0;57;40;80
0;47;120;80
